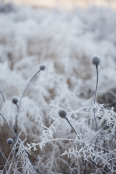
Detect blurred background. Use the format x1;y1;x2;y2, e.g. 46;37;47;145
1;0;116;9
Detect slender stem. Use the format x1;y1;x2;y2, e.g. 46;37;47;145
0;90;5;102
15;69;41;136
0;149;5;165
90;122;106;143
0;112;17;138
56;157;77;174
14;104;19;136
18;69;41;111
94;65;99;104
65;117;80;140
103;138;106;154
10;145;17;163
109;129;116;148
93;65;99;132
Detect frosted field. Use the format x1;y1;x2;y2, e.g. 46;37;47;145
0;2;116;174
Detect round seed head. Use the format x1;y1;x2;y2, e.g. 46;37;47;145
58;110;67;119
92;56;100;66
40;65;45;71
7;138;14;145
12;97;18;105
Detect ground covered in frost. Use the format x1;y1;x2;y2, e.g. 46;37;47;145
0;2;116;174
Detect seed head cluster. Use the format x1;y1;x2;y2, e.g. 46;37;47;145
12;98;18;105
7;138;14;146
92;56;100;66
40;65;46;71
58;110;67;119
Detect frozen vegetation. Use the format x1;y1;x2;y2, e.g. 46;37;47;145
0;2;116;173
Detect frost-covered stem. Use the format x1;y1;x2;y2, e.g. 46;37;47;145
10;144;17;163
49;142;56;171
0;90;5;102
65;117;80;140
90;121;106;143
103;139;106;154
16;65;45;136
93;65;99;132
18;69;41;111
92;56;100;133
3;137;20;173
94;65;99;104
58;110;80;140
14;104;19;137
109;129;116;148
0;149;5;166
84;160;87;174
57;157;77;174
0;112;17;138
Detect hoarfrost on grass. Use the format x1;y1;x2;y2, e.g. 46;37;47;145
0;2;116;174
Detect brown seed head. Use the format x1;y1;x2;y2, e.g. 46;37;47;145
92;56;100;66
58;110;67;119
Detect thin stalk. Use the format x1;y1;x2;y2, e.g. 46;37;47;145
14;104;19;137
65;117;80;140
90;122;106;143
0;90;5;102
94;65;99;104
10;145;17;163
56;157;77;174
16;69;41;136
93;65;99;132
0;112;17;138
18;69;41;111
109;129;116;149
0;149;5;166
103;138;106;154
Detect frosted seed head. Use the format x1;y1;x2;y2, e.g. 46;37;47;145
40;65;45;71
92;56;100;66
7;138;14;145
58;110;67;118
12;98;18;105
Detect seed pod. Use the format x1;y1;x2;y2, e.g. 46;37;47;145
40;65;46;71
92;56;100;66
12;98;18;105
7;138;14;145
58;110;67;119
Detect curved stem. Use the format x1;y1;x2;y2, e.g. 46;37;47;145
15;69;41;136
0;112;17;138
18;69;41;112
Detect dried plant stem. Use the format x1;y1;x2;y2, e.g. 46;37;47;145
65;117;80;140
90;122;106;143
56;157;77;174
14;104;19;137
0;112;17;138
16;69;41;136
0;90;5;102
94;65;99;104
18;69;41;111
0;149;5;166
93;65;99;132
